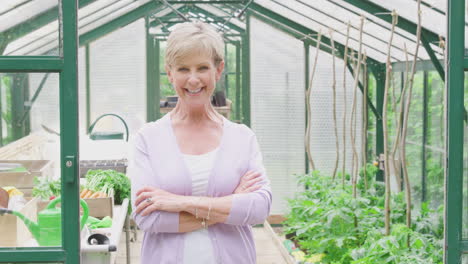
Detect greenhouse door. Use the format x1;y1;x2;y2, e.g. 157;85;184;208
0;0;81;263
446;1;468;263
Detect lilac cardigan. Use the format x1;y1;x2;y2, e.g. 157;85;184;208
129;114;272;264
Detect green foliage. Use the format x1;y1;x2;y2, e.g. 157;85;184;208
160;75;175;98
372;71;447;211
349;224;443;264
85;169;131;204
283;168;443;264
412;202;444;239
357;163;379;192
335;171;351;182
32;176;61;200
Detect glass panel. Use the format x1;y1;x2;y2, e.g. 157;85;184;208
255;0;388;62
366;73;376;159
86;19;146;140
427;71;444;208
370;0;446;36
328;0;445;58
0;72;62;248
251;17;305;213
78;0;154;38
303;0;409;61
407;72;424;204
294;0;425;60
1;0;60;56
422;0;446;12
159;41;176;100
225;44;238;122
196;4;246;31
466;0;468;24
387;72;402;148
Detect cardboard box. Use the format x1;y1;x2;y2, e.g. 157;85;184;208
0;160;52;188
83;197;114;219
0;197;38;247
37;197;113;219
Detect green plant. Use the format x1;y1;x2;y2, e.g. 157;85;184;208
32;176;61;200
283;168;443;264
412;202;443;239
357;163;379;192
84;169;130;204
349;224;443;264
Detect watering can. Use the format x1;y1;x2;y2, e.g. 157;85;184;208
0;197;88;246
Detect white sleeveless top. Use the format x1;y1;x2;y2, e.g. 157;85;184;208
182;148;218;264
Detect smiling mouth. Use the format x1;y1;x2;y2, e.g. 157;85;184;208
185;87;204;95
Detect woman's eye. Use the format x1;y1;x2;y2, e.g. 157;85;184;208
199;66;209;71
177;68;188;72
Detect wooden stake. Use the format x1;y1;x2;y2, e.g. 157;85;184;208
342;23;351;187
329;28;340;180
350;16;365;198
305;31;322;172
362;53;368;191
383;10;398;236
400;0;422;229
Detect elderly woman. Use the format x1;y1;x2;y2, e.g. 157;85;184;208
130;22;272;264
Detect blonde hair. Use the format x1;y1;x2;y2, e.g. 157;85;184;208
165;22;225;68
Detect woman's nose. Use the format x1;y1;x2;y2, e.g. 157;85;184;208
187;72;200;85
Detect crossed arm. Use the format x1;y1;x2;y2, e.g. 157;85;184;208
133;170;262;233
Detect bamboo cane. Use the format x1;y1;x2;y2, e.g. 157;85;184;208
362;53;368;191
305;31;322;172
350;17;364;198
342;23;351;187
350;50;356;182
400;0;422;229
329;28;340;180
383;10;398;236
390;44;410;193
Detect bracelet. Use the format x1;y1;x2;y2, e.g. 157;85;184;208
206;200;212;221
194;197;202;219
201;218;207;229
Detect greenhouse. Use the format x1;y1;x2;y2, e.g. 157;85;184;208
0;0;466;263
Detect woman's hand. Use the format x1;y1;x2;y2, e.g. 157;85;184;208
234;170;262;194
134;186;186;216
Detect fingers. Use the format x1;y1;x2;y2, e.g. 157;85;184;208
242;171;260;181
140;204;157;216
135;191;153;207
134;197;154;215
135;199;157;216
244;185;261;193
136;186;156;196
236;176;263;194
245;175;262;187
234;171;262;194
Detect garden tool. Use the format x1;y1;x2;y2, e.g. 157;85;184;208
0;196;88;246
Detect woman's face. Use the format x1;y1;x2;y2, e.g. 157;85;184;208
167;53;224;108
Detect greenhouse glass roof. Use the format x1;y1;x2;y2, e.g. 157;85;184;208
0;0;464;64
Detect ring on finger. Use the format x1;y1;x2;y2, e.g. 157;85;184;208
146;197;153;203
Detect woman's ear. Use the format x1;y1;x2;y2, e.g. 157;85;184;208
215;60;225;82
165;66;173;83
